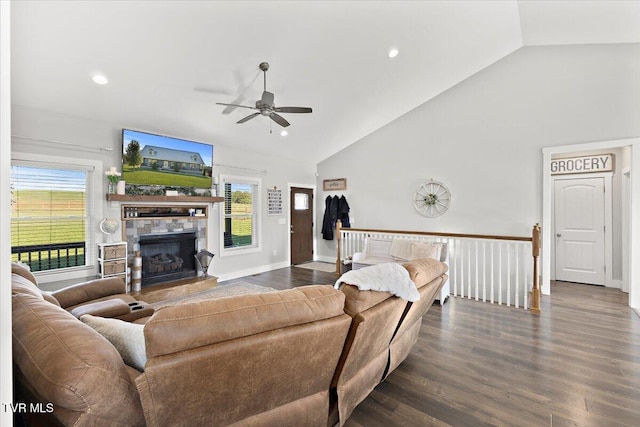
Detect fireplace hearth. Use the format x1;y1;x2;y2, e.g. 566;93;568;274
139;232;197;286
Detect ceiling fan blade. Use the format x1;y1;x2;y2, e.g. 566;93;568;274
237;112;260;124
194;87;232;95
261;91;275;107
273;107;312;114
269;112;290;128
220;96;246;115
216;102;256;110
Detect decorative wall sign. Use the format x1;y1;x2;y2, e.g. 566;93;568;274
267;188;283;215
323;178;347;191
551;154;614;175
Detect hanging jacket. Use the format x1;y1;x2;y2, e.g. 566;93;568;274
338;195;350;228
322;195;334;240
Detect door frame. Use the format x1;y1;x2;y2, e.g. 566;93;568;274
622;168;631;294
287;182;317;265
550;173;612;286
542;138;640;309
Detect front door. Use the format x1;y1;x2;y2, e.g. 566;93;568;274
290;187;313;265
554;177;605;285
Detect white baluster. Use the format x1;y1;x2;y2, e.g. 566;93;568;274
482;241;486;302
490;241;495;304
507;243;511;307
467;241;472;299
498;246;502;305
475;240;479;301
451;239;457;297
515;243;519;308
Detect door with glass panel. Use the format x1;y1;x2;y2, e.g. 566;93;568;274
290;187;313;265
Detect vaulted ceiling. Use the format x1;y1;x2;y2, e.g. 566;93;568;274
10;1;640;163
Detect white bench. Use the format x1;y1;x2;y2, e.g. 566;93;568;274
352;238;450;304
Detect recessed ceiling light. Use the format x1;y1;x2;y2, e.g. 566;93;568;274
388;48;399;59
92;74;108;85
280;130;288;137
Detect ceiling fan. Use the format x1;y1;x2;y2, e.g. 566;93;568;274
216;62;312;128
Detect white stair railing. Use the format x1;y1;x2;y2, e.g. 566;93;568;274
336;223;541;312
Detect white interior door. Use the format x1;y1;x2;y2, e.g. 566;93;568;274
554;177;605;285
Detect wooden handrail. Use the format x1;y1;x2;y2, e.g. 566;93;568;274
340;227;532;242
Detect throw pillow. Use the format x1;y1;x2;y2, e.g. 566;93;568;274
389;239;414;261
80;314;146;371
409;242;441;261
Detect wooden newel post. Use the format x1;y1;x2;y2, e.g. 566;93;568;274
530;223;541;314
336;219;342;276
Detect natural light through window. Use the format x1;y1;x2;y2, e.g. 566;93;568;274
294;193;309;210
11;164;90;272
221;176;261;255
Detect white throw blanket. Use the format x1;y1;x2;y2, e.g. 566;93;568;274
334;263;420;301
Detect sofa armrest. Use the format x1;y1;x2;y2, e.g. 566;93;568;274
70;298;131;318
52;277;127;309
352;252;366;263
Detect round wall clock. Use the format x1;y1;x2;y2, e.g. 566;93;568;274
413;180;451;218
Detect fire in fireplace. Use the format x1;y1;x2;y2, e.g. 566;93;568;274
138;232;197;286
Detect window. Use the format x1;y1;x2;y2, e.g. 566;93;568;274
221;176;261;255
294;193;309;210
11;162;91;272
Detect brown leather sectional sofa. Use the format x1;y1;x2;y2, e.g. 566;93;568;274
11;259;447;427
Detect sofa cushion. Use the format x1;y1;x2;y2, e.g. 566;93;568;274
11;272;62;307
12;292;145;425
41;291;61;307
144;285;346;358
338;283;395;317
403;257;449;288
11;262;38;285
80;314;147;371
11;274;44;299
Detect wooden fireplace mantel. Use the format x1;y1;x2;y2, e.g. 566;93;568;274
106;194;224;203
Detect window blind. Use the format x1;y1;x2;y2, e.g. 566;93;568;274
11;164;89;271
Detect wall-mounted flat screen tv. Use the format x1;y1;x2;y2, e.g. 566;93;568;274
122;129;213;190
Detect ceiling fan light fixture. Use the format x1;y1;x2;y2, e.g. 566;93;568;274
280;130;288;137
388;48;399;59
91;74;109;85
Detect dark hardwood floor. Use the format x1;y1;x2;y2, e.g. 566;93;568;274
224;268;640;427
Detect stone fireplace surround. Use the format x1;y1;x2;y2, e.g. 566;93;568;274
125;217;207;286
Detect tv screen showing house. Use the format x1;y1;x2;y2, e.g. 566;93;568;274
122;129;213;189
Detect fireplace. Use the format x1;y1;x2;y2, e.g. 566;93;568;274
139;232;197;286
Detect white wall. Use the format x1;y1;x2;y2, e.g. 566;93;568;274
0;1;12;423
317;44;640;262
11;105;316;283
207;144;316;281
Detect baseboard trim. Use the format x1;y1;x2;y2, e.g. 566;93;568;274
607;279;623;289
315;255;336;264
